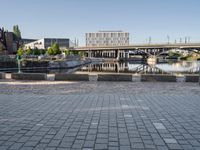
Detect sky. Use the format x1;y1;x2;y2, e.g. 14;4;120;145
1;0;200;46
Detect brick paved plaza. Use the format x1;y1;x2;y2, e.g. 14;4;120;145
0;81;200;150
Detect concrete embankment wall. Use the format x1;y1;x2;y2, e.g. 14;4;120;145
11;73;47;80
98;74;132;81
1;73;199;83
55;74;89;81
141;75;177;82
0;73;5;79
185;75;199;82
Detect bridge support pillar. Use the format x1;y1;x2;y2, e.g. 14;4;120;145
147;56;157;65
125;50;129;61
88;51;92;58
115;50;120;61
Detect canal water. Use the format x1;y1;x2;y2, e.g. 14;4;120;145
0;60;200;75
78;60;200;75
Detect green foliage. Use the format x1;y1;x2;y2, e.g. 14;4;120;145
47;47;54;55
34;48;41;56
168;51;182;58
17;48;24;56
13;25;21;40
26;47;32;55
52;43;61;55
181;55;200;61
63;49;70;56
40;49;46;55
47;43;61;55
70;51;78;55
78;51;85;57
26;47;46;56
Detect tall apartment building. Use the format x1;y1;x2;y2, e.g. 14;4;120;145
86;31;129;47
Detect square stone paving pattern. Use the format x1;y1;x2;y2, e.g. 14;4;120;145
0;81;200;150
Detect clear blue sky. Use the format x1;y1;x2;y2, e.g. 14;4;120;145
1;0;200;45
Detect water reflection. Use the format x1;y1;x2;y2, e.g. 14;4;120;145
1;61;199;75
78;61;200;75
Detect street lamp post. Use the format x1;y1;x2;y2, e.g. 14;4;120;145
16;55;21;73
199;66;200;85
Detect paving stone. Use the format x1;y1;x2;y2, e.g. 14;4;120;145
95;143;107;149
164;138;177;144
0;82;200;149
167;143;183;149
153;123;166;130
9;142;24;149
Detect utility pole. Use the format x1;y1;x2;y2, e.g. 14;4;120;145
180;38;182;43
167;35;170;44
77;39;79;46
188;37;191;43
149;37;151;45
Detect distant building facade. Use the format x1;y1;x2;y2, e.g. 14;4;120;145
22;38;37;45
86;31;129;47
24;38;73;50
3;32;18;54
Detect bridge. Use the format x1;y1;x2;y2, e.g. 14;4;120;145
70;43;200;61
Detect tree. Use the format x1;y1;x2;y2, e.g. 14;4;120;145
34;47;41;56
17;47;24;56
47;47;54;55
0;27;7;50
26;47;32;55
13;25;21;40
63;49;70;56
13;25;22;49
47;43;61;55
52;43;61;55
40;49;46;55
168;51;182;58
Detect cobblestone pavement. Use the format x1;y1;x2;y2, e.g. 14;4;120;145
0;81;200;150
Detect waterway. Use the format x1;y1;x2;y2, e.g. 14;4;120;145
78;60;200;75
0;60;200;75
